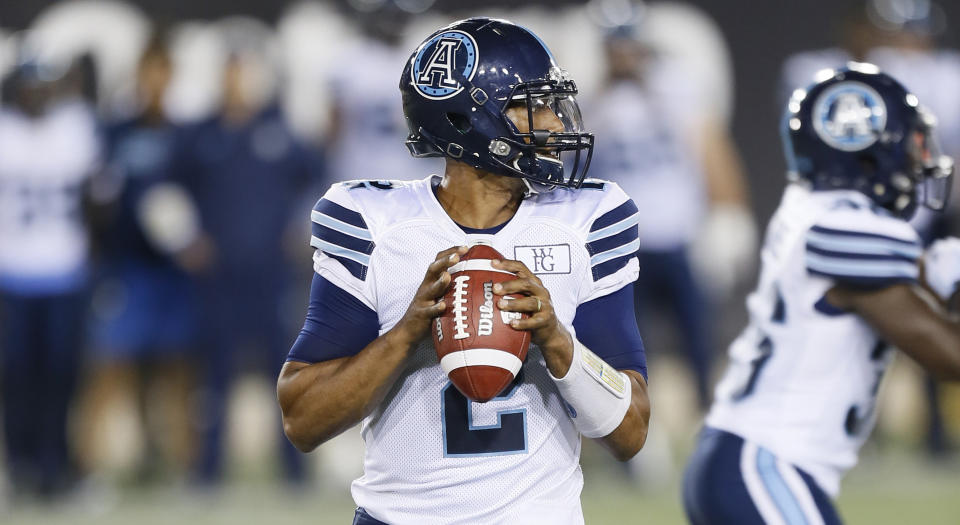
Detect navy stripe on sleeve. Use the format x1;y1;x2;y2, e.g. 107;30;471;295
286;274;380;363
804;223;920;287
590;200;639;233
586;200;640;281
808;225;921;248
573;283;647;380
587;224;639;257
805;244;918;264
311;222;374;256
311;197;374;281
313;198;367;229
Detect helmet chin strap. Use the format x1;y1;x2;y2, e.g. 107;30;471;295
521;178;558;197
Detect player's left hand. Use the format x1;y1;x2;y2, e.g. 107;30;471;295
491;259;571;352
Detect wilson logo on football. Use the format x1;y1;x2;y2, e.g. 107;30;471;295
433;244;530;402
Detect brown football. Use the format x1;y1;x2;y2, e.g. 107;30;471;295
433;244;530;403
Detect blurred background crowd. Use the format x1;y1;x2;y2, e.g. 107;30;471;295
0;0;958;522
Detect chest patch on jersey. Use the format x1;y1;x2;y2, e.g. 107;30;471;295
514;244;571;275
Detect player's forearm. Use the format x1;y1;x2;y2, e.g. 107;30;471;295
539;329;575;378
598;371;650;461
278;328;417;452
902;320;960;381
846;286;960;381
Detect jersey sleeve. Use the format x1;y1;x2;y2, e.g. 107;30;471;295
804;209;923;288
579;183;641;304
572;283;647;380
309;183;377;309
286;274;380;363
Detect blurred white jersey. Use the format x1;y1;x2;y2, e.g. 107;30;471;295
310;175;639;524
587;61;706;250
0;101;99;294
326;38;441;183
706;184;923;497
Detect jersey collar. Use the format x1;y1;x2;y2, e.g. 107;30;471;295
417;174;534;244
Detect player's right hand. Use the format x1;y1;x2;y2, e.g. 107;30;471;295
393;246;469;346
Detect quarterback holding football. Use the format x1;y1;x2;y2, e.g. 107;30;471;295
278;18;650;524
683;64;960;524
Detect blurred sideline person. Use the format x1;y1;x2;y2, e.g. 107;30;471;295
324;0;442;184
278;18;650;524
683;64;960;524
172;18;319;485
587;23;754;409
780;0;960;456
78;32;197;483
0;53;101;500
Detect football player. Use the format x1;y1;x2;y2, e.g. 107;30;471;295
324;0;443;184
0;52;100;499
587;19;754;409
683;63;960;525
278;18;650;524
173;18;318;484
779;0;960;461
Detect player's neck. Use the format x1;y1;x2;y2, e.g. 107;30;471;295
436;162;525;230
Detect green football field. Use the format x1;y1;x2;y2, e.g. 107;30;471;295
6;451;958;525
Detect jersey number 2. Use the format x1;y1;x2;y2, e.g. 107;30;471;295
441;375;527;457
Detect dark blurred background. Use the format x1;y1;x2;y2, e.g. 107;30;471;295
2;0;958;222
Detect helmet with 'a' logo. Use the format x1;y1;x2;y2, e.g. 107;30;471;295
399;17;595;190
782;62;953;218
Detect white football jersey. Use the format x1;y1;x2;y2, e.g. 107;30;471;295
586;59;706;250
706;184;923;497
0;101;99;293
310;175;640;524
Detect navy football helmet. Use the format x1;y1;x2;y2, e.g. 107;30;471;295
400;18;594;189
782;62;953;218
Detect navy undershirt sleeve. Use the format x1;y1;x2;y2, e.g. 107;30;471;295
286;274;380;363
572;283;648;381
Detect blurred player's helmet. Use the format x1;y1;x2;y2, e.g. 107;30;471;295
782;62;954;218
400;18;594;189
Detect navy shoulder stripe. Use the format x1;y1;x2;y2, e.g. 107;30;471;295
590;200;639;233
311;197;374;281
804;222;920;287
313;198;367;230
805;244;916;264
587;199;640;281
808;225;920;249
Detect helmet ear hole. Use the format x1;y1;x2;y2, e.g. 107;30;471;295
446;112;473;134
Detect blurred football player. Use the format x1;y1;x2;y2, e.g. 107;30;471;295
324;0;442;184
172;18;319;485
79;31;197;483
278;18;650;524
780;0;960;457
683;64;960;524
588;21;754;408
0;51;100;499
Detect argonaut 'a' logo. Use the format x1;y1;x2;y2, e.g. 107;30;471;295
412;30;478;100
812;81;887;152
